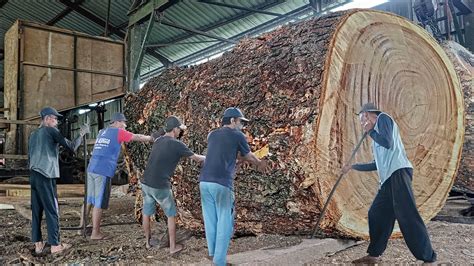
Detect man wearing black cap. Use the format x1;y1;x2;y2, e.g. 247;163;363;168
81;112;154;240
28;106;89;254
141;116;205;253
343;103;437;264
199;107;269;266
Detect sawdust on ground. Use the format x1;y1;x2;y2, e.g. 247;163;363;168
0;196;472;264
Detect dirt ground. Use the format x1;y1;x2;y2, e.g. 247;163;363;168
0;194;472;264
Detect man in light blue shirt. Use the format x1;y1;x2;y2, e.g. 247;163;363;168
343;103;436;264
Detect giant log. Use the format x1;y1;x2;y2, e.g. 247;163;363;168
124;10;465;238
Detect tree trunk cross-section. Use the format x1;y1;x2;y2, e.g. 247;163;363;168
124;10;465;238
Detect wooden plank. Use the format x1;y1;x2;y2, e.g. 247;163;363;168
77;37;125;105
22;66;75;119
76;37;92;105
0;119;40;125
4;21;19;154
21;21;123;45
0;184;84;198
22;61;125;77
23;27;74;67
0;154;28;159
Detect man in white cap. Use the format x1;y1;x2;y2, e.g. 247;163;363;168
29;106;89;254
141;116;205;253
343;103;437;264
199;107;269;266
81;112;154;240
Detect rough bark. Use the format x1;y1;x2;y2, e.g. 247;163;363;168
441;41;474;194
124;10;465;238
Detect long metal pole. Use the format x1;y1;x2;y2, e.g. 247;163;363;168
82;115;89;237
104;0;111;36
132;11;155;83
311;132;368;239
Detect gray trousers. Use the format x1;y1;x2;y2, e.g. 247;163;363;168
367;168;436;262
30;170;60;245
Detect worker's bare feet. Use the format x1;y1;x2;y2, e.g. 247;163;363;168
170;243;184;255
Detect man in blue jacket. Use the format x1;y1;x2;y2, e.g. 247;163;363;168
343;103;437;264
29;107;89;254
199;107;269;266
81;112;154;240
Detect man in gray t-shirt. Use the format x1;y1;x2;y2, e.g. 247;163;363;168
28;107;89;255
141;116;205;253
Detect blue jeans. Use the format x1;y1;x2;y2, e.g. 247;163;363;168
200;182;234;266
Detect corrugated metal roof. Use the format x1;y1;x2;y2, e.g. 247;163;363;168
1;0;349;91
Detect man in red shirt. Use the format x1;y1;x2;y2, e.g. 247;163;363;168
80;112;154;240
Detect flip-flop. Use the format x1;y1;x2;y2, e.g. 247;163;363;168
170;245;185;256
51;243;72;255
90;234;111;241
146;238;159;249
34;241;46;254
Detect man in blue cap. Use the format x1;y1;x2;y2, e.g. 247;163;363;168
81;112;154;240
29;106;89;254
199;107;269;266
343;103;437;264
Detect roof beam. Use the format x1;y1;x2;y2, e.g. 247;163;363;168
146;40;219;48
58;0;171;67
59;0;125;38
146;48;172;66
141;4;312;79
197;0;286;17
47;0;85;25
159;0;283;45
0;0;8;9
309;0;322;12
104;0;112;36
117;21;129;30
161;18;237;44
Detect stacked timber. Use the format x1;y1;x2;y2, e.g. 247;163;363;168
124;10;465;238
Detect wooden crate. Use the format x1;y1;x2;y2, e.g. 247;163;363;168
3;20;125;154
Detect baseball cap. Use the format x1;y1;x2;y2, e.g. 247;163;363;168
165;116;187;131
40;107;63;119
111;112;127;122
357;103;381;115
223;107;249;122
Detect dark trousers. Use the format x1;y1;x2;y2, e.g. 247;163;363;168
30;170;60;245
367;168;436;262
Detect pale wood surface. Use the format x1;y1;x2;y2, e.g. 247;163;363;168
314;10;464;238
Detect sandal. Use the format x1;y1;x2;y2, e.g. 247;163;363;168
170;244;185;256
90;234;111;241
